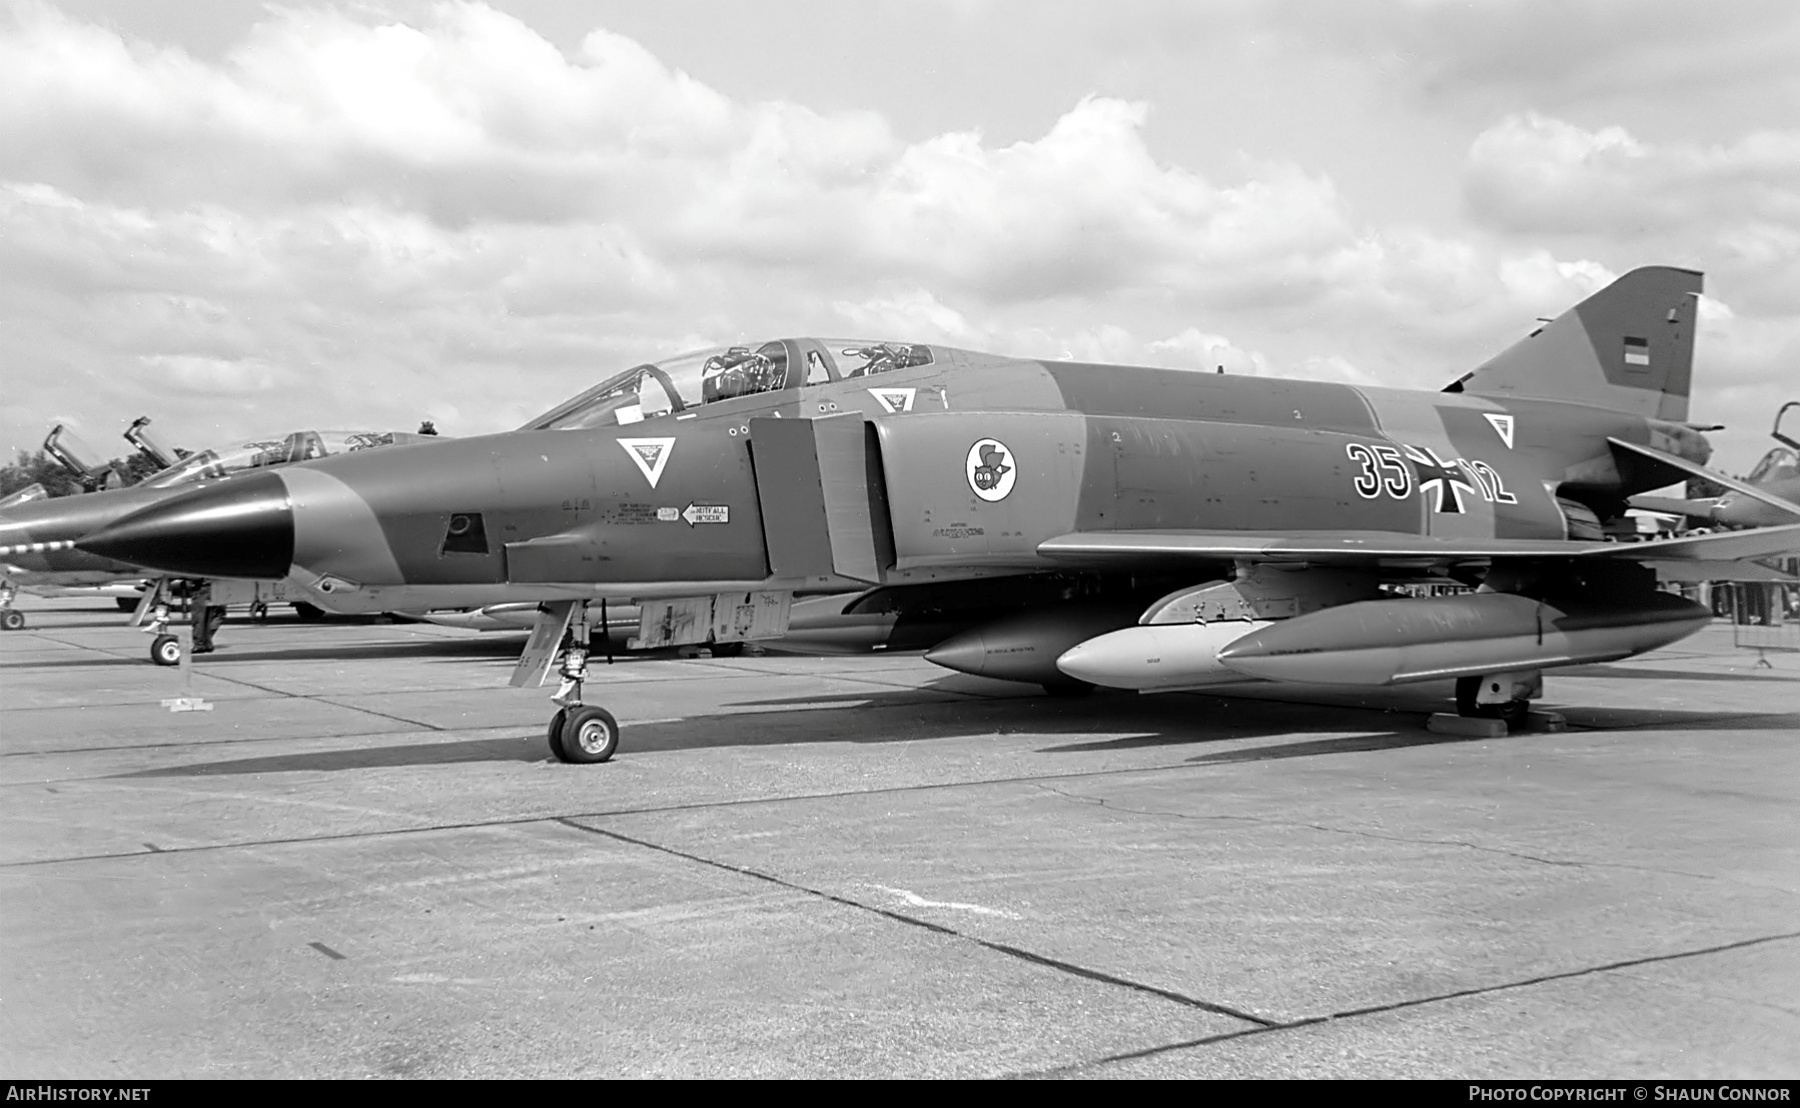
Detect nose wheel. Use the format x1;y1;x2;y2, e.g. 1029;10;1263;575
543;605;623;763
552;706;620;764
150;634;182;666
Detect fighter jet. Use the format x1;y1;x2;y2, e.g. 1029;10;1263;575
1;427;437;643
81;267;1800;763
1629;401;1800;529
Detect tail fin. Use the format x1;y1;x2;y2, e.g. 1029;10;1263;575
1445;266;1702;421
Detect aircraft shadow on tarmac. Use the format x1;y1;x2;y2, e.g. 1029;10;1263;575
1552;663;1800;683
108;672;1800;781
177;638;531;665
105;686;1465;779
1;636;533;670
119;735;542;777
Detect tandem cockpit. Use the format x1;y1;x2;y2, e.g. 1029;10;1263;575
136;430;433;489
522;338;937;431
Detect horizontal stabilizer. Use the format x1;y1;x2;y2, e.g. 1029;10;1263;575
1609;521;1800;562
1627;494;1722;518
1607;437;1800;521
1639;559;1796;584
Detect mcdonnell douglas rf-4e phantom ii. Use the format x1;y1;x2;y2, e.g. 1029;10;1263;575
82;267;1800;762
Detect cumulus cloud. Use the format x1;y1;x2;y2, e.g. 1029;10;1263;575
1256;0;1800;119
1467;114;1800;243
0;1;1792;474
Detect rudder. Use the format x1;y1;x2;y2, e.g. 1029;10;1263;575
1446;266;1702;421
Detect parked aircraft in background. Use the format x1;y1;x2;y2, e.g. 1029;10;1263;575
83;268;1800;763
123;416;182;471
0;484;49;511
1629;401;1800;529
39;424;128;493
1;426;438;642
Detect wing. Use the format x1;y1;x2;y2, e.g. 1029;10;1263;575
1037;524;1800;580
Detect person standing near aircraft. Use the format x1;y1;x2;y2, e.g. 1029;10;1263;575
189;580;225;654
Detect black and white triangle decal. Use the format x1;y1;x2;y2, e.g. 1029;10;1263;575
1484;413;1515;450
618;437;676;488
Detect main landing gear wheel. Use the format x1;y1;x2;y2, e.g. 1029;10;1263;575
556;706;620;764
150;634;182;666
1;610;24;631
292;602;325;622
1455;675;1529;728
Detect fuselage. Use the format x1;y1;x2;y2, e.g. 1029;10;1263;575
80;341;1710;613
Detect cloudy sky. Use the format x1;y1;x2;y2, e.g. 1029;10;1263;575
3;0;1796;474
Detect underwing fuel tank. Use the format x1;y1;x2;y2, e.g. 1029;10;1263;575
1215;591;1712;686
923;603;1145;685
1054;621;1275;691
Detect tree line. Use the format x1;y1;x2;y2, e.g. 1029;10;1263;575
0;450;169;499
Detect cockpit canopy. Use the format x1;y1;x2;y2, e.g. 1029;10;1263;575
523;338;936;431
1746;447;1799;485
138;430;428;489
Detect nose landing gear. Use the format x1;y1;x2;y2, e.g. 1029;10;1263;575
144;591;181;666
545;604;622;763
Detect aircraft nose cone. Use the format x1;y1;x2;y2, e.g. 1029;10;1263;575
78;471;294;579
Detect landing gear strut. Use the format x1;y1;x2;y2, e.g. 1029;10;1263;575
0;582;21;630
144;589;180;666
546;604;621;763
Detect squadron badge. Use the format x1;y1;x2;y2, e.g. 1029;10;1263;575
867;387;917;414
966;438;1016;502
617;437;676;489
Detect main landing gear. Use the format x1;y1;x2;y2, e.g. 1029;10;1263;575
0;582;22;630
545;604;621;763
1452;669;1541;730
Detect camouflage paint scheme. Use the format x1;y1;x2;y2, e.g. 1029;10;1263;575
87;267;1786;611
75;267;1800;740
